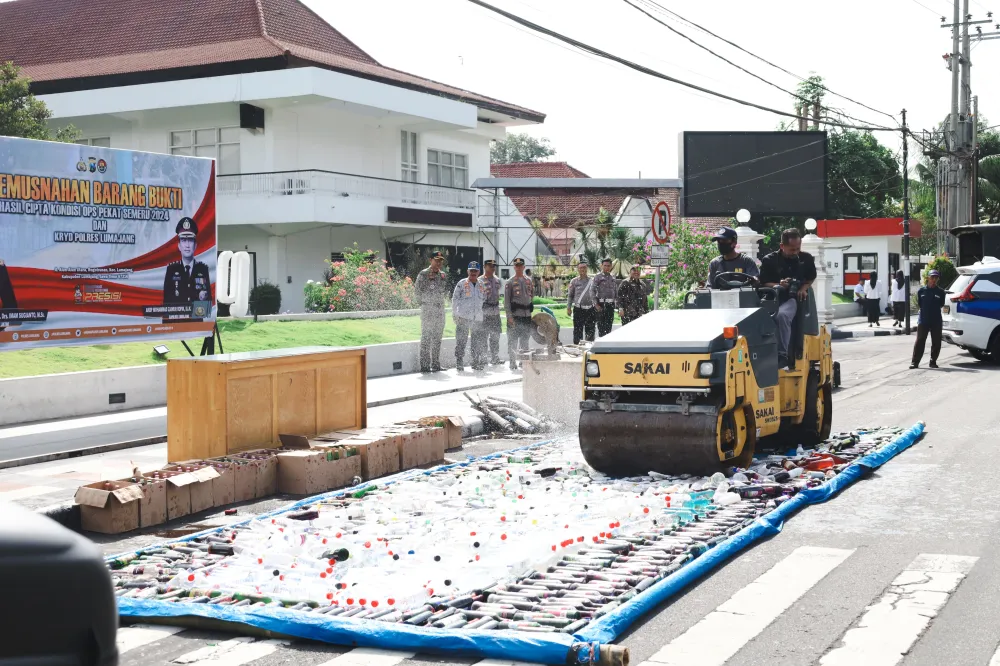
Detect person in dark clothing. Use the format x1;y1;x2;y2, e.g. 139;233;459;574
707;227;759;287
911;270;947;369
758;228;817;368
617;266;649;324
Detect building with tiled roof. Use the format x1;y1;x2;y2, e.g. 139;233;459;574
0;0;544;310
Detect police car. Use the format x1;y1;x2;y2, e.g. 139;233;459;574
942;256;1000;361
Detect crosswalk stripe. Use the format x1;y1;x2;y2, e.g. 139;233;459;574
170;637;287;665
819;553;979;666
644;546;855;666
990;644;1000;666
117;624;185;654
315;648;416;666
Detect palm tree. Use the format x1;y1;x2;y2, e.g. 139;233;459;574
978;155;1000;225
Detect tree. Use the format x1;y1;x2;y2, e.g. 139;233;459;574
490;133;555;163
0;62;79;142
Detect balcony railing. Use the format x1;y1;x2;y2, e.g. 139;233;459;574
217;170;476;209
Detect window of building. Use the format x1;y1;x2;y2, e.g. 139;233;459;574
75;137;111;148
170;127;240;174
401;131;419;182
427;149;468;189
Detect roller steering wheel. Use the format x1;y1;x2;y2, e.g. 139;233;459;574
713;271;758;290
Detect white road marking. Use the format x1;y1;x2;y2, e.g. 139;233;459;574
645;546;855;666
0;485;61;501
315;648;417;666
990;643;1000;666
116;624;184;654
172;637;286;664
820;553;979;666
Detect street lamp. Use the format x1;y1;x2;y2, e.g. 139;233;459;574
736;209;751;225
805;219;817;233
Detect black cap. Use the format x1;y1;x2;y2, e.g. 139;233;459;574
483;259;496;267
430;251;445;259
176;217;197;239
512;258;525;266
712;227;738;241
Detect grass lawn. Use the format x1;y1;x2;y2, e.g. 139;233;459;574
831;292;853;305
0;310;584;379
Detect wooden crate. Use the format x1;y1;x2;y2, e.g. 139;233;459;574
166;347;366;463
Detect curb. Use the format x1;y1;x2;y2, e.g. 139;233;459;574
832;328;905;340
0;435;168;471
37;500;81;531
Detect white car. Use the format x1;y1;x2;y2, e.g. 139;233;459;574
941;257;1000;361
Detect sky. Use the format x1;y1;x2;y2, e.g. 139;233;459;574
311;0;1000;179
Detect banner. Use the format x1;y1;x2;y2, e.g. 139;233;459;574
0;137;217;351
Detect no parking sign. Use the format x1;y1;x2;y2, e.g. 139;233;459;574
651;200;671;245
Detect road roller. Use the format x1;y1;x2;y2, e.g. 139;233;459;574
579;275;833;476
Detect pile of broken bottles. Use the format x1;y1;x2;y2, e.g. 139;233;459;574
109;427;904;633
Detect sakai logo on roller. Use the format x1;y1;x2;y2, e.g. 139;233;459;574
623;361;670;375
755;406;777;421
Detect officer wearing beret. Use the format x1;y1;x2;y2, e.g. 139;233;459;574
162;217;211;310
0;258;17;330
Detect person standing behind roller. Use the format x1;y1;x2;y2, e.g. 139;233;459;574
415;251;449;373
480;259;503;365
593;259;618;337
452;262;486;371
504;257;534;370
617;265;649;325
567;261;597;344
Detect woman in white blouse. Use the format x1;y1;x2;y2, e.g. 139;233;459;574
863;271;884;327
890;270;906;327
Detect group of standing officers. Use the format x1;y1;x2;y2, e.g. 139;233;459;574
414;253;536;373
414;254;653;371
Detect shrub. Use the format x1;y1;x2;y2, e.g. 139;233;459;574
923;255;958;289
249;281;282;315
304;243;416;313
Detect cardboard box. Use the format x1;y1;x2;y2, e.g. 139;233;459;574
233;450;279;498
134;476;168;528
217;457;257;503
413;416;465;450
276;450;330;495
75;481;143;534
353;436;400;480
165;465;220;514
152;470;197;521
203;460;236;507
315;447;364;490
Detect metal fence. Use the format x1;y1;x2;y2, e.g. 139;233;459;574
217;170;477;209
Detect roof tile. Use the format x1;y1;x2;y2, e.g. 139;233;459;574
490;162;590;179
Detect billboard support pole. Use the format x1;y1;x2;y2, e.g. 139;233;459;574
654;267;660;311
902;109;912;336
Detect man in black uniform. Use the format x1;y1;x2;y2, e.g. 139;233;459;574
707;227;759;287
758;228;816;369
162;217;211;315
910;269;947;369
0;258;17;330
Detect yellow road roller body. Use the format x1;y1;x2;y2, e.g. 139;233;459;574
579;287;833;476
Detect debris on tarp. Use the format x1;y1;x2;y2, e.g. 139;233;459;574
109;427;907;634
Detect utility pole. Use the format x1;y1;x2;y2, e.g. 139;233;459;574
902;110;911;335
946;0;961;256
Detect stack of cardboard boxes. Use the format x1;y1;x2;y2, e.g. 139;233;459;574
74;417;464;534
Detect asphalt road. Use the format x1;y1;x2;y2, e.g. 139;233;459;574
93;335;1000;665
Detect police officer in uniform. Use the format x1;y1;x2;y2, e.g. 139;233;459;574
480;259;503;365
0;258;17;330
415;251;449;373
593;258;618;337
504;257;533;370
162;217;211;314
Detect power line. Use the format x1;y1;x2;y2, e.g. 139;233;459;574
621;0;889;130
686;139;828;181
465;0;898;132
635;0;899;122
908;0;947;16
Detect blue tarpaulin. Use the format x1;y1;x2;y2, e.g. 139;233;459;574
117;422;925;663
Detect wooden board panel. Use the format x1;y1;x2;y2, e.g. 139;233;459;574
277;369;318;436
227;375;274;453
317;363;361;432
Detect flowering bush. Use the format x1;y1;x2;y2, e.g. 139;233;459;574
304;244;416;312
652;222;722;309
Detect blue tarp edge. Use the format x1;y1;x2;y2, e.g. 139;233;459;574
574;421;926;643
